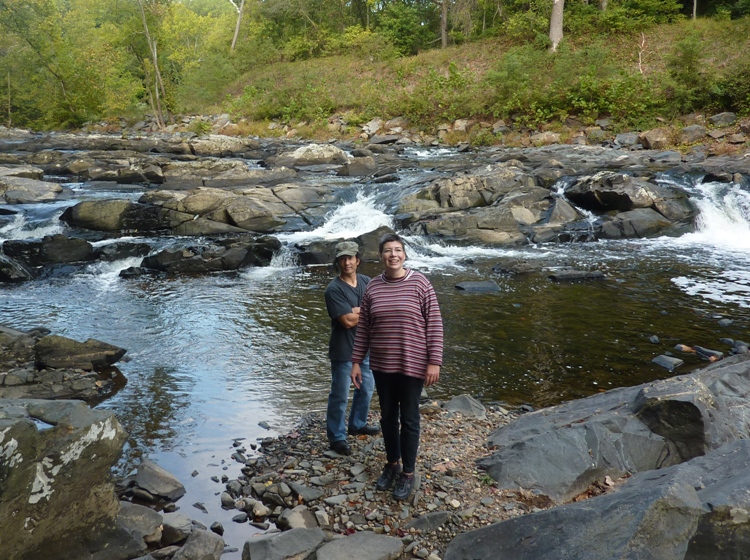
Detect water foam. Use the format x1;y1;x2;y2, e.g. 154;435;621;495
277;193;393;244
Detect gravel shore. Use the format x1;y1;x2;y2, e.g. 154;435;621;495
220;400;559;557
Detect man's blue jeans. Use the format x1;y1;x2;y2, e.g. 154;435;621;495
326;357;374;444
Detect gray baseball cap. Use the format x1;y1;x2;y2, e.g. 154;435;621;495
334;241;359;258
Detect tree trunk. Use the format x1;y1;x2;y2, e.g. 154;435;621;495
231;0;245;51
441;0;448;48
549;0;564;52
136;0;167;128
692;0;697;18
6;73;11;128
599;0;607;10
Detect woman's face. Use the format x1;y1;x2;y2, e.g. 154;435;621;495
380;240;406;276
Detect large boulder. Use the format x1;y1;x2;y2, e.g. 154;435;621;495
0;175;63;203
34;334;127;370
0;254;35;282
271;144;349;167
476;355;750;503
447;439;750;560
137;236;280;275
565;172;692;216
2;234;96;266
0;164;44;180
595;208;673;239
0;399;128;560
60;200;164;232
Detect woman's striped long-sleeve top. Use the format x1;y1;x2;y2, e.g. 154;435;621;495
351;268;443;379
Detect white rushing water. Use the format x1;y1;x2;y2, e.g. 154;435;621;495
646;178;750;308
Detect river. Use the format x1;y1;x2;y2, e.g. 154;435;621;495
2;145;749;556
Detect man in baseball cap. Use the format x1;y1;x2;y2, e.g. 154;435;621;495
324;240;379;456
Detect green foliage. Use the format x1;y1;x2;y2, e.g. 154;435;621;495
388;62;480;123
662;32;713;115
376;2;436;56
484;42;662;128
323;26;400;60
189;119;212;135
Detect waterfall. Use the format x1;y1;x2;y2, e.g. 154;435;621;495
277;192;394;245
0;211;64;241
678;180;750;250
664;179;750;308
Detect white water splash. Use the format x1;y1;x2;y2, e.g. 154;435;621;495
0;213;64;241
672;181;750;251
79;257;144;291
277;193;393;244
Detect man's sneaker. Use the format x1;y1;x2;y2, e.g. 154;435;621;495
375;463;401;491
348;425;381;436
393;472;415;501
330;440;351;456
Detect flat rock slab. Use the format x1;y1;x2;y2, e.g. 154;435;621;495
315;531;404;560
446;439;750;560
242;527;326;560
477;355;750;502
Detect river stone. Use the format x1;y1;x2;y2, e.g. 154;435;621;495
315;530;404;560
455;281;500;292
652;354;684;371
0;175;63;203
0;399;128;560
337;156;377;176
276;504;318;529
614;132;640;147
285;481;325;503
35;334;126;370
0;254;34;282
566;172;658;212
241;527;326;560
172;527;224;560
639;128;669;150
681;125;707;144
596;208;672;239
61;199;164;232
444;394;487;419
162;512;194;546
2;234;96;266
708;112;736;126
134;459;187;502
273;144;349;167
405;511;451;532
118;501;164;544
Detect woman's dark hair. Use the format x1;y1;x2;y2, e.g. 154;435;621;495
378;232;406;254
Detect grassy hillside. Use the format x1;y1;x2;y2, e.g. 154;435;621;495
213;17;750;142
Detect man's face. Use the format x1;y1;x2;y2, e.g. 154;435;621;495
337;254;359;274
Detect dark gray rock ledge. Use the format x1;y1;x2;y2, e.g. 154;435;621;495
447;354;750;560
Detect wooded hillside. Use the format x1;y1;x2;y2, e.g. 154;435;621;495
1;0;749;133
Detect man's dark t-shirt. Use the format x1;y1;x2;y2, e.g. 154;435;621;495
325;273;370;362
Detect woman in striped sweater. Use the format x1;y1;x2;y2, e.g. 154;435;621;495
350;232;444;501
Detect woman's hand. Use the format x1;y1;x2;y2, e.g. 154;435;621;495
351;363;362;389
425;364;440;387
